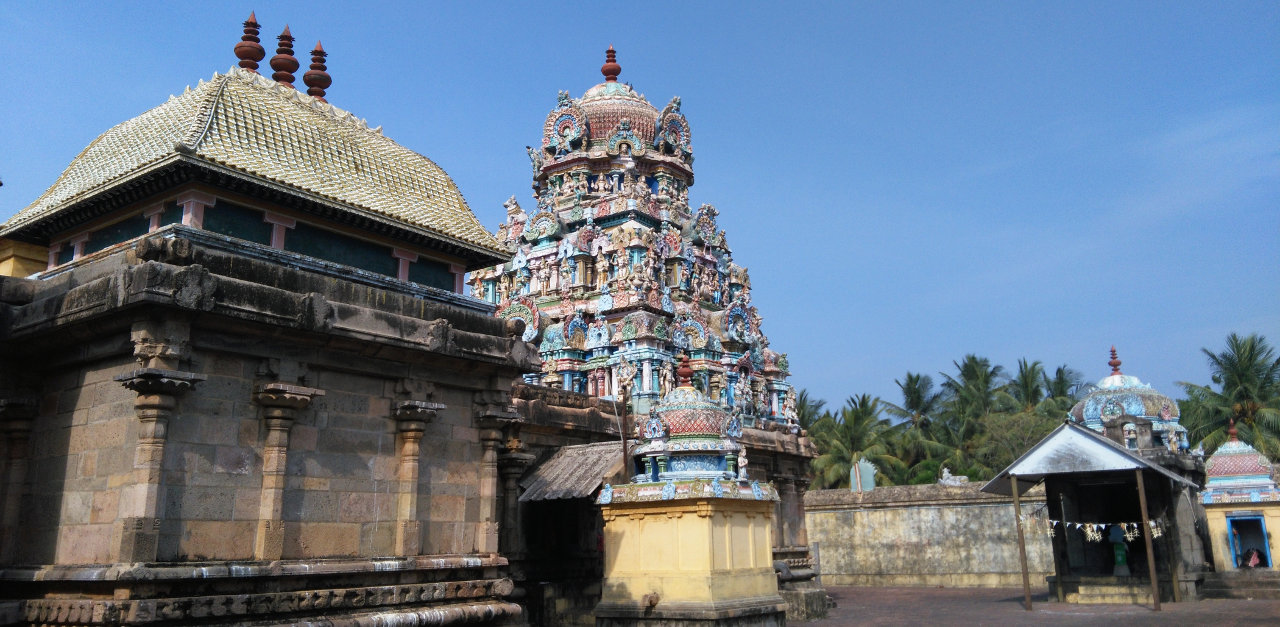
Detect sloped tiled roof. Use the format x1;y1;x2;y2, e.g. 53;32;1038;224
1;68;506;258
519;441;624;502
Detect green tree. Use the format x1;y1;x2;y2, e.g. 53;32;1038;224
794;389;827;431
1180;333;1280;459
884;372;943;428
1006;358;1046;412
1042;364;1083;402
810;395;902;488
940;355;1010;421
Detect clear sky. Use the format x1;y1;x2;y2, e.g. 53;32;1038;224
1;2;1276;408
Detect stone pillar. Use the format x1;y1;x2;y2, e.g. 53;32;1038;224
252;382;323;560
0;397;35;562
477;422;503;554
642;359;652;393
392;400;442;556
113;368;204;561
498;439;535;559
473;387;522;556
778;478;799;548
793;477;811;547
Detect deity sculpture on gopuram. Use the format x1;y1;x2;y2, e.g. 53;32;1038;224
471;47;795;423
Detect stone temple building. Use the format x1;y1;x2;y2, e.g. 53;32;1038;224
0;17;820;626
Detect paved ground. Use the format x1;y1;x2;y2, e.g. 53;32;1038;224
809;586;1280;625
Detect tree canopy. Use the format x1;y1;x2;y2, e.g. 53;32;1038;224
804;332;1276;491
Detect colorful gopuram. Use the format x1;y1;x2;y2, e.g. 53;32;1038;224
469;48;794;422
1201;424;1280;571
1070;347;1190;451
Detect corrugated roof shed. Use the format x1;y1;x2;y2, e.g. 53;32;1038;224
981;420;1197;497
520;441;624;502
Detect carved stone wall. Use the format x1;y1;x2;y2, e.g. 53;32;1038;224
0;234;534;625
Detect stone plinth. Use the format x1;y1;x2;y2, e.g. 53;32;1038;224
596;496;786;626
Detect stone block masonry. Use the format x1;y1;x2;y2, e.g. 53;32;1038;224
0;233;537;624
806;483;1054;587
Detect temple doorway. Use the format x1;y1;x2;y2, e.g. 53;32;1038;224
1228;516;1271;568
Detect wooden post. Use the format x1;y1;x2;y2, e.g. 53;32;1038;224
1135;469;1160;611
1011;473;1032;611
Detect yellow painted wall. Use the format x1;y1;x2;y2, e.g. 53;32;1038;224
599;498;779;606
0;238;47;277
1204;503;1280;571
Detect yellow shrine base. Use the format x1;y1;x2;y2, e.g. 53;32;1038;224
595;496;786;626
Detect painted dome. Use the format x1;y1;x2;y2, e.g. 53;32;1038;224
1208;439;1274;479
1069;347;1182;439
631;356;742;481
654;385;727;437
578;81;659;147
1203;432;1280;504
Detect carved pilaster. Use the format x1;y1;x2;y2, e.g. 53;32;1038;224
0;397;36;563
777;477;799;548
497;423;535;559
793;476;811;547
252;382;323;560
476;421;504;555
112;368;204;561
392;400;442;556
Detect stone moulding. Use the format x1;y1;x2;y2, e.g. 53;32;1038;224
804;483;1046;511
3;232;539;371
113;367;208;394
4;555;519;625
19;585;519;626
0;554;510;582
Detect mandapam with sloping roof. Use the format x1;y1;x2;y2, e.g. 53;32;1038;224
981;420;1197;497
1;68;506;262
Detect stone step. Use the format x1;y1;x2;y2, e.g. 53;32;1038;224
1077;584;1152;595
1065;591;1153;604
1204;571;1280;582
1201;587;1280;600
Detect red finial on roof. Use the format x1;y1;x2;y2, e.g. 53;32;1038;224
601;45;621;83
1108;346;1122;375
303;41;331;102
1228;418;1239;441
676;354;693;387
234;12;266;72
270;25;299;88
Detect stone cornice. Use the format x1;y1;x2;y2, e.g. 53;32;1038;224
114;368;207;395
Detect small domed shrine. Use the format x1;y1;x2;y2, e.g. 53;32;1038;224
606;355;767;494
1203;431;1280;504
1201;425;1280;571
470;48;794;422
1070;347;1188;451
595;356;784;623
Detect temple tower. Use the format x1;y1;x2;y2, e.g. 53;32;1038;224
471;48;795;424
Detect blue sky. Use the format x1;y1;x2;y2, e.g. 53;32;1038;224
1;2;1276;408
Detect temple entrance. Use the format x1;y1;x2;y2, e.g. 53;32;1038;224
1227;516;1271;568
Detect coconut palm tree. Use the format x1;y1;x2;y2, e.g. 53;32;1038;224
1043;364;1083;402
810;395;903;488
884;372;943;428
1180;333;1280;459
1006;358;1046;412
794;389;827;431
940;354;1010;421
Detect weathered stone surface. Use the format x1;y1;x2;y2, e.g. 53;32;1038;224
805;484;1053;587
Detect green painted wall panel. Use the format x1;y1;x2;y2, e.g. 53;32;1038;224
204;202;272;245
